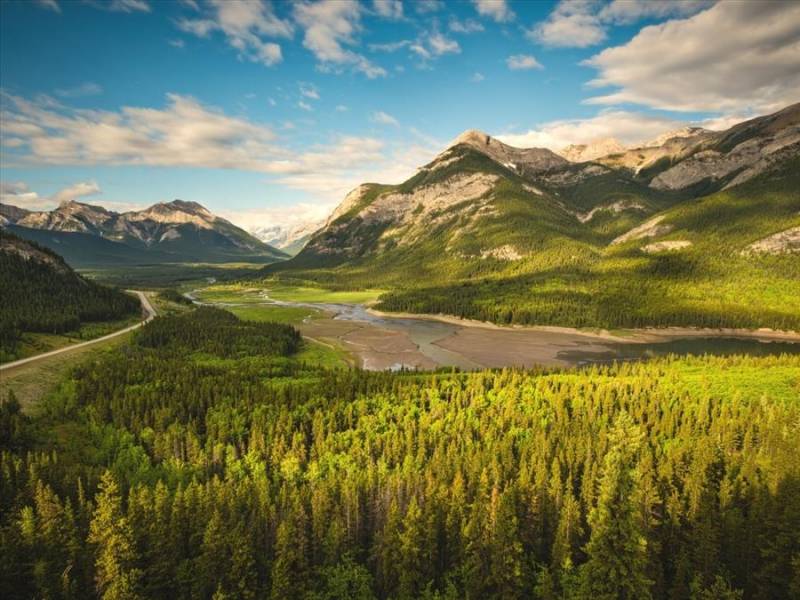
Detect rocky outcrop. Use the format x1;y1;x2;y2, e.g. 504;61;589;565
611;215;673;245
643;240;692;253
745;227;800;254
558;138;626;162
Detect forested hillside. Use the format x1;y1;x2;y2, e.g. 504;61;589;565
266;106;800;332
1;308;798;599
0;233;140;361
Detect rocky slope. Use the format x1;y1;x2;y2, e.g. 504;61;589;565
273;103;799;282
1;199;288;266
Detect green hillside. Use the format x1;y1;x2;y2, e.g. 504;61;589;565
265;148;799;331
1;306;798;598
0;233;141;361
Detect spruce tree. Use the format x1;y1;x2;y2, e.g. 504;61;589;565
88;471;143;600
578;412;652;600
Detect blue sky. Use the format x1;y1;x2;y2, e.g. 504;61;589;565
1;0;798;230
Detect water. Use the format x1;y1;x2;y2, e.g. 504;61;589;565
191;292;800;369
558;336;800;366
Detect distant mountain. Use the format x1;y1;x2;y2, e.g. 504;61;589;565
1;199;288;267
266;103;800;331
250;220;323;256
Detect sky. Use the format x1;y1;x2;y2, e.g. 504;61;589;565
1;0;798;232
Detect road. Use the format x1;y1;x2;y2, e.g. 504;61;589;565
0;290;156;373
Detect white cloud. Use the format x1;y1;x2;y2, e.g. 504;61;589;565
299;82;320;100
178;0;200;10
0;92;420;201
178;0;292;67
93;0;151;13
472;0;514;23
599;0;712;25
169;38;186;48
411;30;460;62
506;54;543;71
335;104;348;112
496;110;688;150
449;17;484;33
225;201;334;234
528;0;606;48
268;97;277;106
471;72;485;83
293;0;386;78
584;1;800;113
415;0;443;14
0;180;102;211
369;40;411;52
373;0;403;20
55;82;103;98
428;31;460;55
51;181;102;205
529;0;711;48
298;100;313;111
370;111;399;127
34;0;61;13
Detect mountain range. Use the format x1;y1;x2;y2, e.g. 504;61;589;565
267;102;800;331
0;199;287;267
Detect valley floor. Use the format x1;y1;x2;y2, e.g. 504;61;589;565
192;284;800;371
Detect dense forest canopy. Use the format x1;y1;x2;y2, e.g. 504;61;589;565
0;232;140;361
2;308;798;599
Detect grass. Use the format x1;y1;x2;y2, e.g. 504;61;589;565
0;331;132;412
194;282;384;306
9;314;141;362
226;304;322;325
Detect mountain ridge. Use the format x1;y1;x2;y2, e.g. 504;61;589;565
1;199;288;267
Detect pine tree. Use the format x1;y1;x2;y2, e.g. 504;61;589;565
578;412;652;600
88;471;143;600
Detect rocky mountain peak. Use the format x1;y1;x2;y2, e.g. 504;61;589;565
558;138;627;162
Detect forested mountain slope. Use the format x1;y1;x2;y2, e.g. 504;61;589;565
1;307;798;598
266;104;800;331
0;232;140;361
1;200;287;267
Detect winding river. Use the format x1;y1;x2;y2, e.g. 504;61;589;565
191;290;800;370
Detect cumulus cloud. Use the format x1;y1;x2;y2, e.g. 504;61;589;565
293;0;386;78
496;110;689;150
299;82;320;100
449;17;484;34
0;180;102;211
373;0;403;20
528;0;709;48
472;0;514;23
584;1;800;113
471;72;485;83
410;30;460;62
178;0;292;67
369;40;411;52
224;201;334;235
370;111;399;126
506;54;543;71
0;92;435;202
527;0;606;48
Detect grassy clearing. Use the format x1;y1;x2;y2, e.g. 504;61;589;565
0;332;132;412
226;304;322;325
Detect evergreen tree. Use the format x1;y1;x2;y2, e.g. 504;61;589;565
88;471;143;600
579;413;652;600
